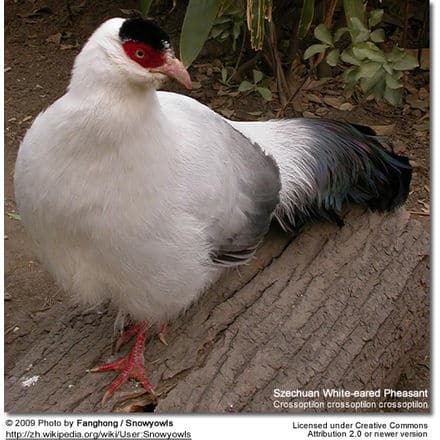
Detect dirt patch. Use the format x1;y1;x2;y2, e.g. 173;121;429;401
4;0;430;409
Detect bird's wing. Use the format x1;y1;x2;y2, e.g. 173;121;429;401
158;92;281;267
209;121;281;267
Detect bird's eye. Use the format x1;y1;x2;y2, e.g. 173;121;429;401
135;49;145;58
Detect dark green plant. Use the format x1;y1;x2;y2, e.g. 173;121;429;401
139;0;154;17
138;0;420;106
304;4;419;105
238;69;272;101
297;0;315;39
180;0;222;66
219;66;272;101
220;65;235;86
210;1;245;51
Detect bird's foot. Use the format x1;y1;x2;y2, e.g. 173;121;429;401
115;321;168;351
91;321;156;405
114;321;146;352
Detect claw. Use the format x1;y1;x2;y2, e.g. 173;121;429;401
90;321;155;405
157;332;168;346
102;389;113;406
157;322;168;345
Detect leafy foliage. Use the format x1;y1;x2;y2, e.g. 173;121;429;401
238;69;273;101
210;1;245;51
139;0;421;106
220;66;272;101
304;2;419;105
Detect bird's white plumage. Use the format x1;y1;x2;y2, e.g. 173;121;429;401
15;17;410;323
230;119;323;226
14;19;280;322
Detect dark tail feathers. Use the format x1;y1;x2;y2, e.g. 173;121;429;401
361;147;412;212
282;119;412;229
346;123;412;212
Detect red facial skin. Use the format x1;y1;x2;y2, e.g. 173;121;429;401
121;40;192;90
122;41;165;68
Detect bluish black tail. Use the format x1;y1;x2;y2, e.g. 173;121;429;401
358;142;412;212
275;119;412;229
231;118;413;230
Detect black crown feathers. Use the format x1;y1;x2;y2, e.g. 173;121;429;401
119;18;171;52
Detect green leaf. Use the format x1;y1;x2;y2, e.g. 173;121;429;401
350;17;368;33
228;4;244;15
314;24;333;45
180;0;222;67
370;28;385;43
371;77;386;101
334;27;349;43
355;31;370;44
352;43;386;62
256;86;272;101
349;17;370;43
215;17;233;25
355;61;382;79
342;65;357;80
239;81;254;92
139;0;154;17
385;73;403;89
342;66;359;90
383;62;393;75
221;67;228;83
359;70;385;94
219;30;231;40
387;46;405;62
232;21;242;40
384;86;402;106
211;25;225;39
304;43;329;60
253;69;263;83
297;0;315;39
343;0;365;26
326;48;340;66
392;53;419;70
352;29;370;44
369;9;384;27
340;48;362;65
351;46;366;61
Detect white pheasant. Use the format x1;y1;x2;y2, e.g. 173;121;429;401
14;17;411;403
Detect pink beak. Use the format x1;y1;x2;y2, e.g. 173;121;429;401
153;56;192;90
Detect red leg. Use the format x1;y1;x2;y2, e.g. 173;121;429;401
115;321;145;352
91;321;155;404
